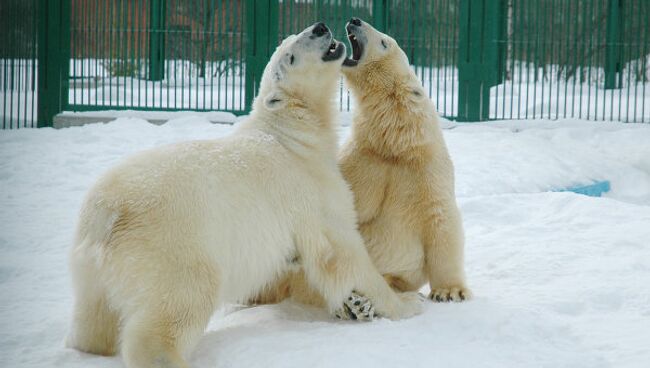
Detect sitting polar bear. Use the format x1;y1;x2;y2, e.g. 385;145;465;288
256;19;471;307
66;23;422;368
340;18;471;302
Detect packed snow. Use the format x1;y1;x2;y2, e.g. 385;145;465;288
1;113;649;367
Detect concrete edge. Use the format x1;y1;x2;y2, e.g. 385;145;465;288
53;113;235;129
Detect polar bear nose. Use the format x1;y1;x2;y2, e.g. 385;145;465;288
312;22;329;37
349;18;362;27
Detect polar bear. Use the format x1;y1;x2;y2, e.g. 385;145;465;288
339;18;471;302
66;23;422;368
255;19;473;307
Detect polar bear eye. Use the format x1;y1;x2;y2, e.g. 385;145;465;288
290;55;295;65
381;40;388;49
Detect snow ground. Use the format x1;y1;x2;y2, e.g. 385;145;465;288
1;113;649;367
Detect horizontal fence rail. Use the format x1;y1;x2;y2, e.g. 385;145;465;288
0;0;648;129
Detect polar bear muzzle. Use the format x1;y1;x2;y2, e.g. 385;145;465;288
322;40;345;62
308;21;345;62
343;18;365;67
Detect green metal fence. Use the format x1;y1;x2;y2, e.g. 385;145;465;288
1;0;39;129
68;0;246;114
1;0;649;129
489;0;649;122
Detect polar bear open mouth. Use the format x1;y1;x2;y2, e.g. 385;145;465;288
322;40;345;62
343;33;363;67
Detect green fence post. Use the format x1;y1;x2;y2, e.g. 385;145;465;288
372;0;388;32
37;0;70;128
457;0;505;122
148;0;165;81
245;0;279;112
605;0;621;89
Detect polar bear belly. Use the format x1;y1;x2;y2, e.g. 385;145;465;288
360;214;427;292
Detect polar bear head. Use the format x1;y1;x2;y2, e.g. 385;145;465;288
342;18;423;101
255;23;347;113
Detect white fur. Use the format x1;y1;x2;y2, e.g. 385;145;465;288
67;24;422;368
340;19;471;302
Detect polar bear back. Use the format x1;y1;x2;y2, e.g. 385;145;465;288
81;129;318;304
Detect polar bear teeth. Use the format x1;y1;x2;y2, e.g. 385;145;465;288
328;41;337;54
349;35;356;41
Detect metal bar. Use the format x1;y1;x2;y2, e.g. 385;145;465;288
373;0;387;32
533;1;546;119
525;0;531;119
130;0;135;108
532;0;539;118
605;0;620;89
238;0;243;111
517;0;524;119
2;6;7;129
9;0;15;128
210;0;216;111
30;0;38;127
594;0;602;120
149;0;164;81
579;0;587;119
639;2;650;122
633;0;641;121
585;0;594;120
624;0;632;122
67;102;246;115
547;0;554;119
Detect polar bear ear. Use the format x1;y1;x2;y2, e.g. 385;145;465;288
263;91;287;111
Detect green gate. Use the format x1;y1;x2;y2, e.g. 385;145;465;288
1;0;649;129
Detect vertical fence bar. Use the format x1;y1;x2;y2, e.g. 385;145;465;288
149;0;165;81
373;0;387;32
605;0;621;89
244;0;278;112
458;0;483;121
457;0;504;122
37;0;70;127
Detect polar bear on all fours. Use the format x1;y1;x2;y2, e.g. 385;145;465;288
66;23;422;368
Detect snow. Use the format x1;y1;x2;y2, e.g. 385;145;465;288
1;113;650;367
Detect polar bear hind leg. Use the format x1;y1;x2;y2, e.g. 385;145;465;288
118;245;220;368
66;246;119;356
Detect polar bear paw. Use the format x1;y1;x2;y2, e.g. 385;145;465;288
374;291;425;320
429;286;472;302
395;291;426;318
334;291;375;321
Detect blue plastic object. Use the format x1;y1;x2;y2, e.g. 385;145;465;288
553;180;611;197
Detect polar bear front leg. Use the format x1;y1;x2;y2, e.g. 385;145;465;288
296;224;423;320
424;203;472;302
